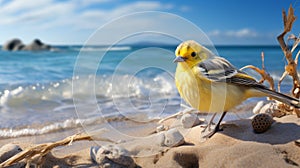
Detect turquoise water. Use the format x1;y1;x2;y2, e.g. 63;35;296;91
0;45;295;138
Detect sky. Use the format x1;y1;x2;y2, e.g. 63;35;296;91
0;0;300;45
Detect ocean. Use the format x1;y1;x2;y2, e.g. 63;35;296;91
0;45;295;138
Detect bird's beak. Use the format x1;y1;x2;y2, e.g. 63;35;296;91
173;56;186;63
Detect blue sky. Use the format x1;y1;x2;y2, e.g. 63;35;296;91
0;0;300;45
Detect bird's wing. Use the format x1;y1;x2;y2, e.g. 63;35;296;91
196;57;260;86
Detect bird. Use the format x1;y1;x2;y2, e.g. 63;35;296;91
174;40;300;138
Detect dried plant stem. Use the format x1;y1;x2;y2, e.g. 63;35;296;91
240;52;275;90
277;5;300;98
0;131;110;167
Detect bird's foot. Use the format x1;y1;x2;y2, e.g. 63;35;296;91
200;124;223;139
200;122;215;132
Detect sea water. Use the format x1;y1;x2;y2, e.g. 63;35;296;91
0;45;295;138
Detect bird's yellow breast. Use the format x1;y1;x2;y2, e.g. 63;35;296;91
175;64;247;113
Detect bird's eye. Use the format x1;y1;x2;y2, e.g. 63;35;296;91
191;52;196;57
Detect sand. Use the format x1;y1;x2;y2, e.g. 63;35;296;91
0;114;299;167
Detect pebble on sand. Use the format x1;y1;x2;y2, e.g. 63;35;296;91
164;128;185;147
0;144;22;163
90;145;136;168
180;113;201;128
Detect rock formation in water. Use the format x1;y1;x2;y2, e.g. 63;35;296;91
3;38;52;51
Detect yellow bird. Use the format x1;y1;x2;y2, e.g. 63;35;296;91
174;40;300;137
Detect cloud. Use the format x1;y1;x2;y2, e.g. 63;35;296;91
0;0;173;29
79;0;112;7
74;1;174;29
0;0;186;44
207;28;278;45
208;28;258;38
0;0;75;26
179;6;189;12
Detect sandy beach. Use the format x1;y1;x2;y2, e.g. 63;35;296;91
1;1;300;168
0;113;299;168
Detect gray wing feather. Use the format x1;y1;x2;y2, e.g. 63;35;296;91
197;57;260;86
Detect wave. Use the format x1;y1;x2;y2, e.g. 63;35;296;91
70;46;132;52
0;118;84;138
0;114;132;138
0;74;178;131
0;74;175;105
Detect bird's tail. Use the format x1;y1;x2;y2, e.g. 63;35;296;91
254;86;300;108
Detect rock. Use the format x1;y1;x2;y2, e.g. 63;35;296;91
90;145;135;168
3;38;52;51
295;139;300;147
22;39;51;51
2;39;24;51
252;113;274;133
156;125;165;132
156;132;166;147
180;113;201;128
164;128;185;147
0;144;22;163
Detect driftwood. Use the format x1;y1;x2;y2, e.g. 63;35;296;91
0;130;111;167
276;5;300;118
240;5;300;118
240;52;275;90
277;5;300;98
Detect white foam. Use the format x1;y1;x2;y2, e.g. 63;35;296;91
0;116;106;138
74;46;132;52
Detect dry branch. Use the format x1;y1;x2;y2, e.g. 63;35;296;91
240;52;275;90
274;4;300;118
0;130;111;167
277;5;300;98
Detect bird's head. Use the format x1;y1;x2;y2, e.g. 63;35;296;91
174;40;214;67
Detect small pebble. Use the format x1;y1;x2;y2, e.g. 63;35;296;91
180;113;201;128
252;113;274;133
0;144;22;163
156;125;165;132
164;128;185;147
295;139;300;147
90;145;135;168
155;132;166;147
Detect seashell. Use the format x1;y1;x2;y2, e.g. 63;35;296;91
259;102;275;115
253;101;265;114
252;113;274;133
252;100;287;118
164;128;185;147
0;144;22;163
180;113;201;128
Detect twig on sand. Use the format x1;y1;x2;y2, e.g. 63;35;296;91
0;129;111;167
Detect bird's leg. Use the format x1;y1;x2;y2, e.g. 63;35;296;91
214;111;227;133
201;112;227;139
201;113;217;132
